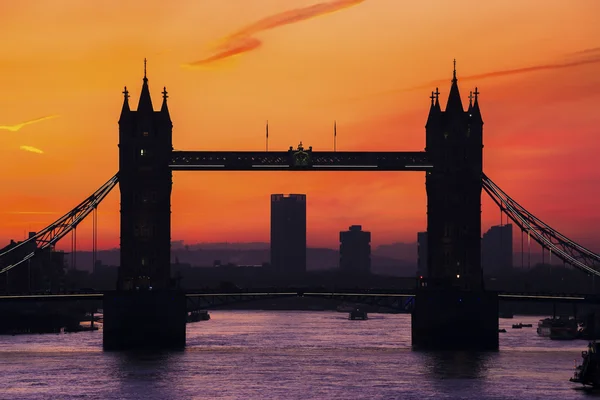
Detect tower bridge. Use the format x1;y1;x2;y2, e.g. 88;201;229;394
1;61;600;350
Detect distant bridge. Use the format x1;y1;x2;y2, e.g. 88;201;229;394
0;290;594;312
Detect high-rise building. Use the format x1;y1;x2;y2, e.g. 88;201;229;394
417;231;428;278
482;224;513;275
270;194;306;274
339;225;371;274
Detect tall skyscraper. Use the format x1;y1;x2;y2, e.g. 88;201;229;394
339;225;371;274
417;231;428;278
270;194;307;274
482;224;513;275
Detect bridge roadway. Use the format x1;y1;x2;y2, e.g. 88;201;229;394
0;290;594;310
169;151;433;171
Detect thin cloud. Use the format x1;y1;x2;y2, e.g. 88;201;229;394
0;115;59;132
20;145;44;154
5;211;58;215
325;51;600;107
183;0;365;68
375;52;600;98
570;47;600;56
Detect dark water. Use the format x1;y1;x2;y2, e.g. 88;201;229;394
0;312;592;399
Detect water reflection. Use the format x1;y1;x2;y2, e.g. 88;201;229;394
422;351;492;380
107;350;185;400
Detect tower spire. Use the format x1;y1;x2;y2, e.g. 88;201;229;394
137;58;154;113
445;59;463;113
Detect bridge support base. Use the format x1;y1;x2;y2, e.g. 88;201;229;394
103;291;187;351
411;290;499;350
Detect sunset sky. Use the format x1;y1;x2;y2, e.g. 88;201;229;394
0;0;599;254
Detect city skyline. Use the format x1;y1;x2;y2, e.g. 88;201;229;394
1;0;599;251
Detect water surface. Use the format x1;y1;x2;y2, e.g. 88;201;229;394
0;312;590;399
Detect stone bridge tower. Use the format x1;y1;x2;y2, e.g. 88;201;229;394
425;62;484;290
117;60;173;291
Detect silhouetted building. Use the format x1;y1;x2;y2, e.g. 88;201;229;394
339;225;371;274
425;63;484;290
0;232;66;293
118;61;173;290
482;224;513;275
270;194;306;275
417;231;428;278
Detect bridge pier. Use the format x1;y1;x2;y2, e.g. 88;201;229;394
103;290;186;351
411;289;499;350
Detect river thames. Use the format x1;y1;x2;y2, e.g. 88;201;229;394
0;311;591;399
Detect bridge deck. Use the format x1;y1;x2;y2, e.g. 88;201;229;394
0;291;593;304
170;151;432;171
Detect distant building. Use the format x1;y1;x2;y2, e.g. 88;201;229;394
339;225;371;274
482;224;513;275
270;194;307;275
417;231;428;278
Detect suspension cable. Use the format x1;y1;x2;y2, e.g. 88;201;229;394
483;173;600;276
0;174;118;274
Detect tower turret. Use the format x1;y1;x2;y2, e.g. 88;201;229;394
426;88;440;128
470;87;483;125
160;86;172;125
119;86;131;124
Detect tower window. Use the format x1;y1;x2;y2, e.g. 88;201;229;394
143;131;149;137
140;149;146;156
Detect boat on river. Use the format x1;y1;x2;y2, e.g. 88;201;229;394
349;309;368;320
537;317;579;339
571;341;600;388
187;310;210;323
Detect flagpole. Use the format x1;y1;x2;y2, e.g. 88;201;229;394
266;120;269;152
334;120;337;152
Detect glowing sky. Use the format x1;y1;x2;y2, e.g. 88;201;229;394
0;0;599;253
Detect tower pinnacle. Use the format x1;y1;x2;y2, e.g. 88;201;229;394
144;58;147;81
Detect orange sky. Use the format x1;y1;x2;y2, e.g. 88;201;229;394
1;0;599;253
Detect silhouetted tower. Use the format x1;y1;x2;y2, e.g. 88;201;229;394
117;60;173;291
425;61;484;290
